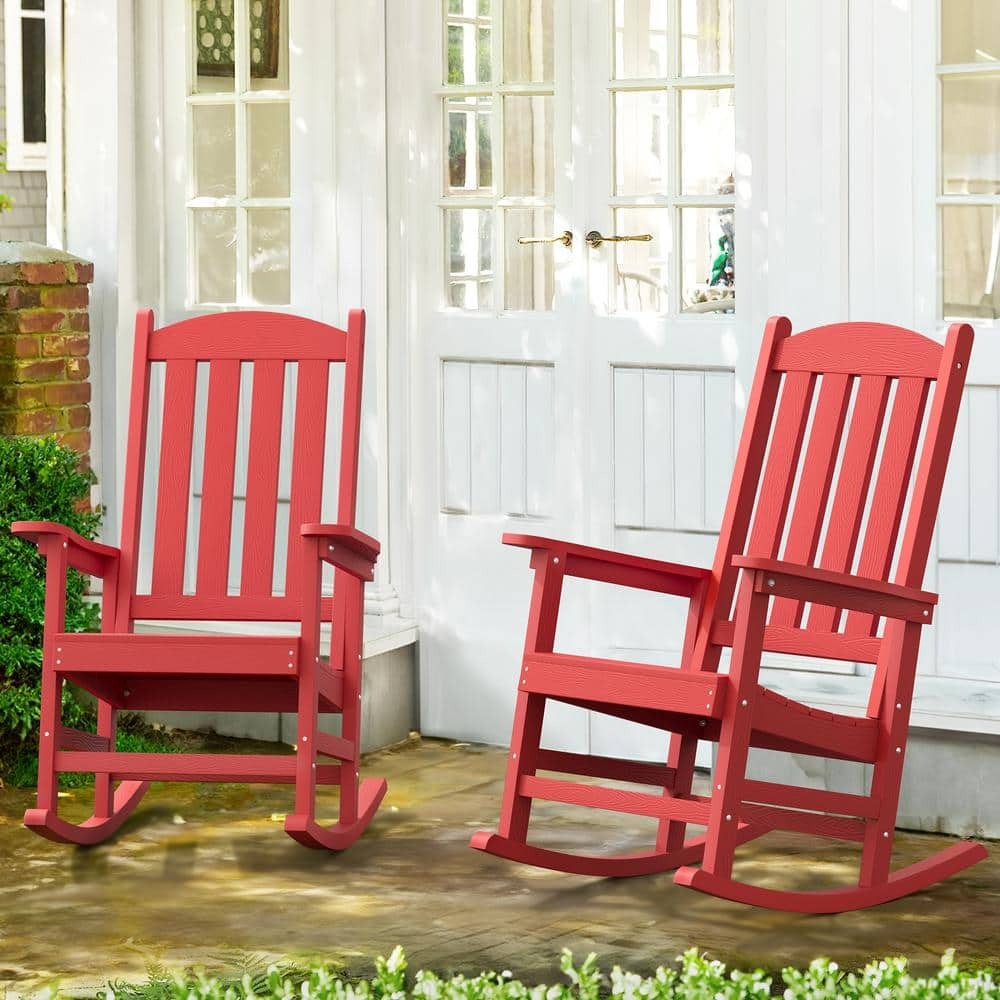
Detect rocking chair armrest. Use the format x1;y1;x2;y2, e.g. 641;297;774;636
503;533;710;598
732;555;938;624
11;521;120;579
301;523;380;582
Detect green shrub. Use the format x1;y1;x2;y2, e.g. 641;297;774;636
0;435;101;778
103;947;997;1000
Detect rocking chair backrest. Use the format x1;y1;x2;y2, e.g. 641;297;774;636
694;317;973;673
114;309;365;630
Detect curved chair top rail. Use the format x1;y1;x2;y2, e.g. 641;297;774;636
145;309;358;362
773;320;972;379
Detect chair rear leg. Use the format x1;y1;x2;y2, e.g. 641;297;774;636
93;700;117;821
859;620;921;888
657;732;697;853
497;689;546;842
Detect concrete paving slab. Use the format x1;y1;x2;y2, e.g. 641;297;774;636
0;737;996;994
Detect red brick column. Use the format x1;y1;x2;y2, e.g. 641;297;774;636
0;243;93;461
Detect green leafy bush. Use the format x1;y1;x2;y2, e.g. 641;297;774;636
103;947;996;1000
0;435;101;778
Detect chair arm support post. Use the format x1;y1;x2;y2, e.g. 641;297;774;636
733;556;936;625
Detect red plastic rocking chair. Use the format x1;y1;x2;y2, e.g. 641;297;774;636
13;308;385;850
472;316;988;912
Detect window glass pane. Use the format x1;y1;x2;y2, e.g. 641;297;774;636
192;104;236;197
614;90;668;196
193;0;234;93
447;96;494;193
446;208;494;310
22;0;44;10
21;16;45;143
680;87;734;195
941;0;1000;65
680;206;735;313
680;0;734;76
193;209;237;303
248;101;290;197
248;0;287;91
503;0;553;83
614;0;668;79
249;208;291;304
503;95;553;196
942;205;1000;319
447;17;492;85
941;75;1000;195
505;207;555;310
612;207;671;314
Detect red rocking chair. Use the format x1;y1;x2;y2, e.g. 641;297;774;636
472;316;988;912
13;308;385;850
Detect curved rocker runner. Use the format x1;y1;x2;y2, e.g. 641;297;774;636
13;308;385;850
471;317;988;912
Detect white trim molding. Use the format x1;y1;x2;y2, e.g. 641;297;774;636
4;0;50;171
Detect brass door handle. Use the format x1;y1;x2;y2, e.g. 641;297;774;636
585;230;653;249
517;230;573;248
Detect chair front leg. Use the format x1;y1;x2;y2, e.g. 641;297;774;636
337;569;365;826
701;577;768;878
292;537;324;821
36;538;69;813
497;549;565;843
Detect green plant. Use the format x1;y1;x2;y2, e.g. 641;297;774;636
100;948;997;1000
0;139;12;214
0;435;100;779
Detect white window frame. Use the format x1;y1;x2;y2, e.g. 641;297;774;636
936;6;1000;327
185;0;292;308
438;0;555;314
4;0;49;171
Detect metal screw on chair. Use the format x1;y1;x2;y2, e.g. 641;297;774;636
767;578;775;587
302;736;308;743
699;719;706;727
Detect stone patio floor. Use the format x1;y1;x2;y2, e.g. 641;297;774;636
1;736;998;994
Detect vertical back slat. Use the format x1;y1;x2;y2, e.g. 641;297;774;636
195;360;242;596
240;360;285;596
150;359;198;595
844;376;930;636
692;315;792;670
770;373;853;627
867;323;972;716
746;370;817;558
285;360;331;599
808;376;892;631
115;310;154;629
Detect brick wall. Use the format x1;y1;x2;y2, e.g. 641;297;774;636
0;243;92;461
0;0;48;244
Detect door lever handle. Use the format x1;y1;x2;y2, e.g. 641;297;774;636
585;230;653;249
517;230;573;248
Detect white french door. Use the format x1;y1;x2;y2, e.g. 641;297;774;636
394;0;745;759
